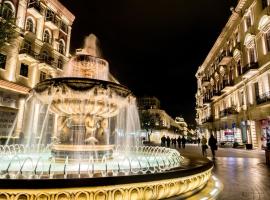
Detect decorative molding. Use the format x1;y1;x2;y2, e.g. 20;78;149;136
0;169;212;200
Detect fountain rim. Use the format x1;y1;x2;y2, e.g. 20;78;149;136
33;77;133;97
0;156;213;189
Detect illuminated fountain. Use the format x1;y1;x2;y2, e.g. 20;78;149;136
0;34;222;200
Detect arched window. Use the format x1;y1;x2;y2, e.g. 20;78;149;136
57;59;63;69
58;40;65;54
43;30;51;44
2;2;15;19
40;51;49;63
26;18;35;33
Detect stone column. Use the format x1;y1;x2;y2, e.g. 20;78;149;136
36;17;45;41
16;0;27;29
66;26;72;57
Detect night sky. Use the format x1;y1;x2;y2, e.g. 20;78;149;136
60;0;237;124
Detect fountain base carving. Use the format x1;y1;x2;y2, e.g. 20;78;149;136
51;144;115;161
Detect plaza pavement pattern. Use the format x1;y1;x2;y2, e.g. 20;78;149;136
177;144;270;200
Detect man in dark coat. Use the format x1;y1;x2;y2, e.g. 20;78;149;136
177;136;182;148
166;136;171;148
208;134;218;159
182;136;186;149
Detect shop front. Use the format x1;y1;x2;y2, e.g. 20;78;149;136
261;118;270;149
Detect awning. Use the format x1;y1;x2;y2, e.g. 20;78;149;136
0;80;30;95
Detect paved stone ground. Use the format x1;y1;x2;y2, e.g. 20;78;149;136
175;144;270;200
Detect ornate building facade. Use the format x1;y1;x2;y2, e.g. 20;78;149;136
195;0;270;149
0;0;75;143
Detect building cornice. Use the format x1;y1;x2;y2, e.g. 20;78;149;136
197;0;251;75
46;0;75;24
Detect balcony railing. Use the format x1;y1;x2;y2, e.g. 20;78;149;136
218;50;233;66
203;99;211;104
211;90;222;100
256;91;270;105
19;48;56;68
28;1;42;13
221;80;234;92
219;107;238;118
242;62;259;73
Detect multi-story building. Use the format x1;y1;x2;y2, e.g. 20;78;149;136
0;0;74;143
138;96;189;142
137;96;161;110
195;0;270;149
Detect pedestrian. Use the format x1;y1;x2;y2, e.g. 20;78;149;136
172;138;176;148
177;136;182;148
166;136;171;148
201;136;208;157
181;136;186;149
161;135;166;147
208;134;218;159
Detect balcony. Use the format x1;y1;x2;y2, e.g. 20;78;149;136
60;22;68;34
218;50;233;66
211;90;222;100
219;107;238;118
202;116;214;124
221;80;234;93
27;1;42;18
19;48;39;63
38;57;56;70
45;16;59;30
203;99;211;105
242;62;259;79
201;77;210;87
256;91;270;105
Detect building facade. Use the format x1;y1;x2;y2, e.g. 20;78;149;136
137;96;161;110
195;0;270;149
0;0;74;143
138;97;189;143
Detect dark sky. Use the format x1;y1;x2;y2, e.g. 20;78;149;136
60;0;237;124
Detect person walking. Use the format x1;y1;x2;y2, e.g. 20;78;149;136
172;138;176;148
166;136;171;148
161;135;166;147
197;138;201;146
181;136;186;149
208;134;218;159
201;136;208;157
177;136;182;149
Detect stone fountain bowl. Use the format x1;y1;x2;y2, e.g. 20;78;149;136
33;77;133;118
0;156;220;200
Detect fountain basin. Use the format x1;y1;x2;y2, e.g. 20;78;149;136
0;155;216;200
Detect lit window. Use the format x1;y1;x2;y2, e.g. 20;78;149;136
262;0;270;9
40;51;49;63
20;63;29;77
0;53;7;69
59;40;65;54
39;71;47;82
245;13;252;31
2;2;14;19
265;31;270;52
57;59;63;69
247;47;257;64
43;30;51;43
26;18;34;33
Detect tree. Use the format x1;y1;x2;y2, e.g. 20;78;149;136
140;111;156;142
0;4;17;50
